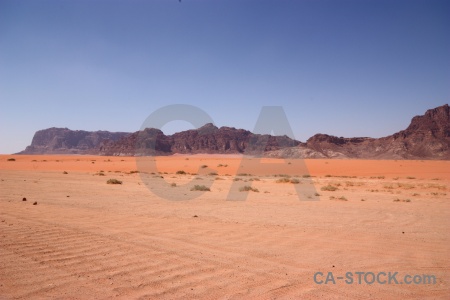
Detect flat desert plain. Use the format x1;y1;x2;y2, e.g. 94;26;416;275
1;155;449;299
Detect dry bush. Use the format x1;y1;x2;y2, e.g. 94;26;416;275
239;186;259;192
191;185;210;191
107;179;122;185
321;185;338;191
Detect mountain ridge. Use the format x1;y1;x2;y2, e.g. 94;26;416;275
18;104;450;159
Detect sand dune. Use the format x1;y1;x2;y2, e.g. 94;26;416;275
1;155;449;299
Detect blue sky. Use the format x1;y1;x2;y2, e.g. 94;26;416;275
0;0;449;154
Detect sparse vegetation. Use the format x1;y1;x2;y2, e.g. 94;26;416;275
239;185;259;192
302;174;311;178
170;183;176;187
190;185;210;191
276;177;300;184
274;174;290;178
7;158;15;161
338;196;348;201
393;198;411;202
406;176;416;179
63;171;68;174
276;177;290;183
321;185;338;191
425;183;446;190
176;170;187;175
397;183;415;189
201;165;208;168
208;172;218;176
107;179;122;185
237;173;252;176
234;178;242;181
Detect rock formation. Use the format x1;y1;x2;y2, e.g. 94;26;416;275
19;104;450;159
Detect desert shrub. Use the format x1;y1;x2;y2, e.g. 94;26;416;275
233;178;242;181
170;183;176;187
275;174;290;178
290;178;300;184
397;183;415;189
237;173;252;176
7;158;15;161
338;196;348;201
248;177;260;181
321;185;338;191
208;172;218;176
406;176;416;179
190;185;210;191
325;174;332;177
239;185;259;192
276;177;290;183
107;179;122;185
129;170;139;174
314;192;321;196
176;170;187;175
302;174;311;178
201;165;208;168
63;171;68;174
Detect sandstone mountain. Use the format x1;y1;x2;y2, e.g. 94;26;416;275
305;104;450;159
19;104;450;159
20;128;129;155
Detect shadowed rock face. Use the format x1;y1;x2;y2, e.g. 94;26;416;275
19;104;450;159
20;128;129;154
305;104;450;159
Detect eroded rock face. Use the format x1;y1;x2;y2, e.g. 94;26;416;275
305;104;450;159
19;105;450;159
20;128;129;154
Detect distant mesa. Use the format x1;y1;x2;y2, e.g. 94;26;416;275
18;104;450;159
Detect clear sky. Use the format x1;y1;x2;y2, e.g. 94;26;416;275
0;0;449;154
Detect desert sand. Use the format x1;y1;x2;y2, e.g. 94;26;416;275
1;155;449;299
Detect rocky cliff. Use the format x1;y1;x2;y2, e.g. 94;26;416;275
20;128;129;154
305;104;450;159
19;104;450;159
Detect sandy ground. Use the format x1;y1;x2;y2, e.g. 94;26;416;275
0;155;449;299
